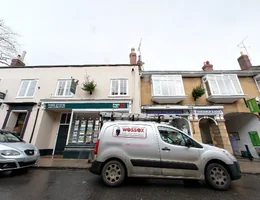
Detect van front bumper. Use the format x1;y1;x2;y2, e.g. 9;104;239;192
228;161;241;180
89;160;103;175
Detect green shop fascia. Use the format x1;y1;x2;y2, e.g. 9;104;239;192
43;102;129;110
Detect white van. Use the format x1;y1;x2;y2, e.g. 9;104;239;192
89;121;241;190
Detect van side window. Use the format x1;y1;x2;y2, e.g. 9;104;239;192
157;126;186;147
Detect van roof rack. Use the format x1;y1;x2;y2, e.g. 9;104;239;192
99;111;178;123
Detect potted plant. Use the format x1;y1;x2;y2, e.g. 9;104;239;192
192;85;205;101
82;75;97;95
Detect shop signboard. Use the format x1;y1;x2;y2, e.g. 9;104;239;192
0;92;6;100
248;131;260;146
70;79;78;94
246;98;260;113
194;109;222;114
145;110;189;115
44;102;129;109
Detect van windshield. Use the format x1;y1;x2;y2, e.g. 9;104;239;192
0;130;23;143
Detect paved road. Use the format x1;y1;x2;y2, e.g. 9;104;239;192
0;169;259;200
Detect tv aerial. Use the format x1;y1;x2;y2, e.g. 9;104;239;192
237;36;251;61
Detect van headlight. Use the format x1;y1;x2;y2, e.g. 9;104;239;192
223;150;236;161
0;150;20;156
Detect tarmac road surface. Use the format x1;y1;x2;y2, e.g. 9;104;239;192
0;169;259;200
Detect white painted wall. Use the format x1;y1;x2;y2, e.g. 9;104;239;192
0;65;141;149
48;112;61;149
0;65;141;113
34;110;56;149
225;113;260;158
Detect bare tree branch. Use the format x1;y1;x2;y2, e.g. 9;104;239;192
0;19;20;66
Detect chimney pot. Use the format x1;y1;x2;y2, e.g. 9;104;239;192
20;51;27;62
10;53;25;67
202;61;213;71
237;52;252;70
129;47;137;64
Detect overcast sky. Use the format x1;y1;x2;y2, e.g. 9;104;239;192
1;0;260;70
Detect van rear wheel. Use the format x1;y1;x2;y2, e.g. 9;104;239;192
205;163;231;191
101;160;125;187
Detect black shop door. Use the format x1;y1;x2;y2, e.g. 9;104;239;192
54;125;69;155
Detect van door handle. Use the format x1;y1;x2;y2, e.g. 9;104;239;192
162;147;171;151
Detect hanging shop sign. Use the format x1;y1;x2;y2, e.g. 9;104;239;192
70;79;78;94
0;92;6;100
246;98;260;113
44;102;129;109
248;131;260;146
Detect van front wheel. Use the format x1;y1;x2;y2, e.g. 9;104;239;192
101;160;125;187
205;163;231;191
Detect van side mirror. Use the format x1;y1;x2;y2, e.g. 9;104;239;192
116;128;120;136
186;138;192;147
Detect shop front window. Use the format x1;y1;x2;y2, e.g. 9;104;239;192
69;112;100;144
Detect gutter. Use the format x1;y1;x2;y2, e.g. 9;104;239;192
141;70;260;77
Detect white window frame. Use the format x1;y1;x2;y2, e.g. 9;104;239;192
151;75;185;96
202;74;244;97
109;79;129;96
254;74;260;91
55;79;74;97
16;79;38;98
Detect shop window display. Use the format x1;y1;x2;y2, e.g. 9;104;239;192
69;112;100;144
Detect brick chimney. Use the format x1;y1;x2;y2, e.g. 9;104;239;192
202;61;213;71
237;51;252;70
129;48;136;64
10;51;26;67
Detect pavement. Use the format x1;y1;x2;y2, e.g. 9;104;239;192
36;157;260;174
1;169;260;200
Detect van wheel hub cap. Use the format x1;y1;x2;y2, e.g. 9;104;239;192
210;167;227;186
105;164;121;183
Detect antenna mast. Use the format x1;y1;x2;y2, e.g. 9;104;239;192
137;38;142;56
237;36;251;60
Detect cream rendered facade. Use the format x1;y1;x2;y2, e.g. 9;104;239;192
0;64;141;157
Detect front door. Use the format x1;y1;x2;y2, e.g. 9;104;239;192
156;125;202;178
54;125;69;155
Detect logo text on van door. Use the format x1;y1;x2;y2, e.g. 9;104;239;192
122;127;145;132
112;127;147;138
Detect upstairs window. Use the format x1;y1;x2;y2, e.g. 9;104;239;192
202;74;243;96
55;79;73;97
254;75;260;91
110;79;128;96
151;75;185;96
17;79;38;98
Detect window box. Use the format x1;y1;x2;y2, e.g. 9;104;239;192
110;79;128;96
17;79;38;98
202;74;246;103
151;75;187;103
55;79;74;97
